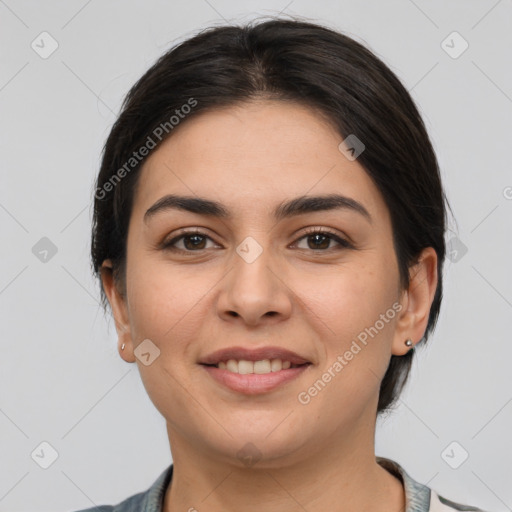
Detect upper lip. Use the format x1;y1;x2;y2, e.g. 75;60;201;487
199;346;310;365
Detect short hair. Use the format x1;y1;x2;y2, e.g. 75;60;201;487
90;17;450;414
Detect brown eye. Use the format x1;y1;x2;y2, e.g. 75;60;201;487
162;230;217;252
294;229;351;251
161;227;352;253
181;234;208;250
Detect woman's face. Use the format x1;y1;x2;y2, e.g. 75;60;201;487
105;100;426;467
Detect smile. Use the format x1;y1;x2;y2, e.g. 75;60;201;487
215;358;302;374
200;363;311;395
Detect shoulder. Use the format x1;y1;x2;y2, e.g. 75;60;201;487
377;456;491;512
72;492;145;512
430;491;489;512
71;464;174;512
71;489;150;512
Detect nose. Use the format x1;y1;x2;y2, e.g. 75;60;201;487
216;239;293;327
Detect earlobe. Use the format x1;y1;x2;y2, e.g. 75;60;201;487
391;247;438;356
100;260;136;363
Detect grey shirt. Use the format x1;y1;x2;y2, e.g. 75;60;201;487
73;457;488;512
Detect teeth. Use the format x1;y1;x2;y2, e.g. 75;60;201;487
226;359;238;373
271;359;282;372
217;359;296;374
254;359;270;374
238;360;253;375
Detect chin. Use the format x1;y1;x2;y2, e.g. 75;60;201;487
209;421;314;470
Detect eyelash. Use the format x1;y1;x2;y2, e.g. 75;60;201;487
161;227;352;254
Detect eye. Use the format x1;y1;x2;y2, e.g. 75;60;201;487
161;227;352;253
293;227;352;251
162;229;218;252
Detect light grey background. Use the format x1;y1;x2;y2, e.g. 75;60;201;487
1;1;511;511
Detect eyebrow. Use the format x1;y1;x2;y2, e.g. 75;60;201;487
144;193;372;224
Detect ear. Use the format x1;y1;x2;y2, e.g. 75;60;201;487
100;259;136;363
391;247;438;356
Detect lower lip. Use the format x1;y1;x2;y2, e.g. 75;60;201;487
201;364;310;395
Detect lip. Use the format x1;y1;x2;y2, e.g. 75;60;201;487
199;345;311;395
202;364;310;395
199;346;310;366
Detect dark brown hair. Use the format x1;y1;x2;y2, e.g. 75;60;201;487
90;17;450;414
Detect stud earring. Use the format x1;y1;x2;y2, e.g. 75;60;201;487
405;339;413;347
121;343;125;350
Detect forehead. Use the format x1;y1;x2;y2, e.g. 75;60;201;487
132;100;388;222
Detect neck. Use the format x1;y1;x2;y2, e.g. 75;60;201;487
162;421;405;512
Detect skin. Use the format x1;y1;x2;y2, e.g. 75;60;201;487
101;99;438;512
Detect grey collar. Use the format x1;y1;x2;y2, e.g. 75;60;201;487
377;456;432;512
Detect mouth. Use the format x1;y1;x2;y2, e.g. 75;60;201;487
199;346;312;394
203;358;306;374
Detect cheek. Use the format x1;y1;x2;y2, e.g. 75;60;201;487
124;263;211;430
126;256;209;343
301;261;395;330
293;270;398;428
297;260;398;376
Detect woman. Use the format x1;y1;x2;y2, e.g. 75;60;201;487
79;18;488;512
